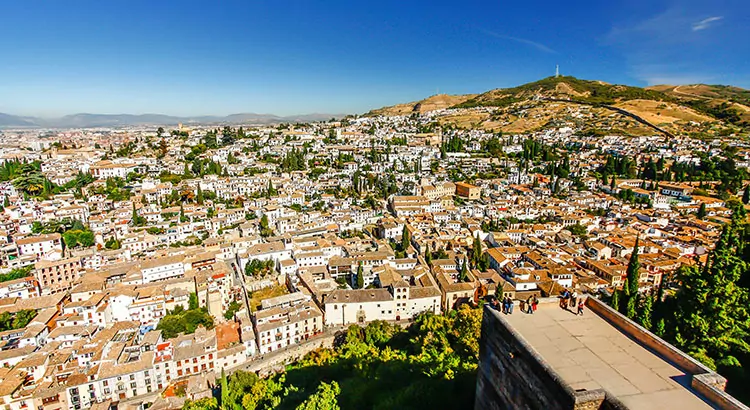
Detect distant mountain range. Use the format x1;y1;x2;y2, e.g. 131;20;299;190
0;112;345;129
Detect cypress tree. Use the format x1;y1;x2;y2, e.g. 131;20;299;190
626;292;638;320
696;203;706;219
356;262;364;289
672;220;750;369
637;292;653;329
196;185;204;205
474;235;482;263
220;368;229;410
459;257;469;282
611;288;620;311
401;226;410;252
266;180;276;198
742;184;750;205
626;237;641;297
619;280;630;315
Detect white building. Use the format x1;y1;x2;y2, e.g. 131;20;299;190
324;281;441;326
253;300;323;354
140;256;186;283
16;233;63;261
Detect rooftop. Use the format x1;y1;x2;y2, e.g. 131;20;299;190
497;300;717;409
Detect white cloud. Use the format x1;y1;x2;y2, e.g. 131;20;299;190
692;16;723;31
481;30;557;54
604;7;729;85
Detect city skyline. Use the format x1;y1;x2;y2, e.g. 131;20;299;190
1;0;749;117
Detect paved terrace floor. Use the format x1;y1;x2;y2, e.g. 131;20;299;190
503;303;715;409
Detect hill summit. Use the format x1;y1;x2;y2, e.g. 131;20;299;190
368;76;749;137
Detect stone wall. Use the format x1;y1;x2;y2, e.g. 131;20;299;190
474;306;609;410
237;334;335;377
585;297;749;410
585;297;712;376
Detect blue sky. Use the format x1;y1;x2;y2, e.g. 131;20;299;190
0;0;748;117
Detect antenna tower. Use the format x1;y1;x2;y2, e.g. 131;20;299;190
555;65;560;78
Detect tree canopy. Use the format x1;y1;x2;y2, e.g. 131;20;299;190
202;307;482;410
157;305;214;339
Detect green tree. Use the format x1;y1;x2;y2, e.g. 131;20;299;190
189;292;199;310
13;166;55;198
610;288;620;311
266;180;277;198
697;203;707;219
204;308;482;410
157;306;214;339
224;301;242;320
0;310;36;331
637;292;653;330
472;234;482;268
459;257;469;282
0;267;32;283
197;185;204;205
356;262;364;289
220;369;229;410
401;226;411;252
565;224;587;236
62;229;95;249
259;214;272;237
742;184;749;205
453;304;482;359
625;238;641;298
626;292;638;320
105;237;121;250
131;203;146;226
654;317;666;337
295;381;341;410
183;398;218;410
671;220;750;371
619;279;629;315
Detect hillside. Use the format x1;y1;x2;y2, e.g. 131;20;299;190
368;94;475;116
368;76;748;137
0;113;37;127
647;84;750;125
454;76;672;108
